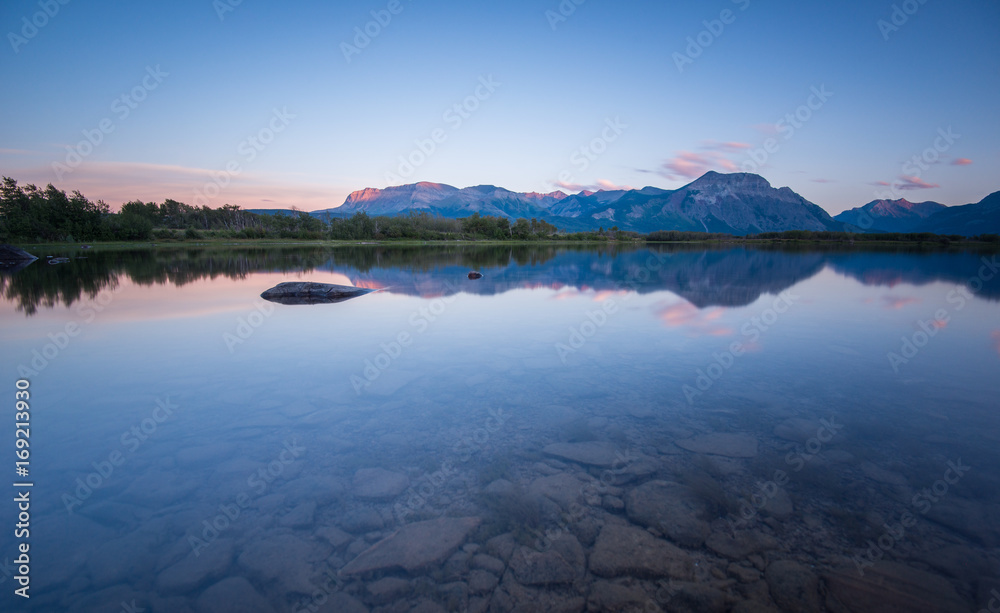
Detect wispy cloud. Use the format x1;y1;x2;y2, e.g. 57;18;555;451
811;178;836;183
553;179;633;193
951;157;973;166
658;151;739;180
896;176;939;190
992;330;1000;356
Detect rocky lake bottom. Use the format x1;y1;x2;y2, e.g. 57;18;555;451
3;245;999;612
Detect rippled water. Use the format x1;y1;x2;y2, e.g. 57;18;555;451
1;244;999;612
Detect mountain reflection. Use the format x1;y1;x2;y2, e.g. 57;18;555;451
2;244;997;316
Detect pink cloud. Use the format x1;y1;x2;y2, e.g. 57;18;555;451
553;179;633;193
659;151;738;180
952;158;973;166
882;295;921;310
896;176;940;190
701;140;753;153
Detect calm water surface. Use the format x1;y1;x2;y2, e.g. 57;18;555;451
1;244;999;613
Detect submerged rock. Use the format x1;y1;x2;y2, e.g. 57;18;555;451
468;271;483;279
823;560;968;613
626;480;711;547
589;522;694;579
196;577;275;613
260;282;375;305
765;560;821;613
353;467;409;500
675;433;759;458
542;441;622;467
339;516;481;576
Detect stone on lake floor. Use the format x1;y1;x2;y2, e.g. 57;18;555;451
318;526;354;549
626;480;711;547
706;530;779;559
353;467;409;500
260;282;375;305
237;533;328;594
765;560;822;613
279;501;317;527
589;522;694;580
315;592;369;613
509;533;586;586
823;560;969;613
156;538;235;593
527;472;590;511
587;580;650;611
339;516;481;576
675;433;758;458
773;418;824;444
468;271;483;279
195;577;276;613
542;441;623;466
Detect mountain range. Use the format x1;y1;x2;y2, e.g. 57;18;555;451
253;172;1000;237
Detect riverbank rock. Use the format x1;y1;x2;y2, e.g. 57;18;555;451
340;517;480;576
626;481;711;546
589;523;694;580
676;433;758;458
260;282;375;305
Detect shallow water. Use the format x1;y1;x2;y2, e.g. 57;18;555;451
1;244;999;612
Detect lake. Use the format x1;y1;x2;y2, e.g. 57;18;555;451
1;243;999;613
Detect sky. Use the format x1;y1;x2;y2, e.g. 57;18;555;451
1;0;998;215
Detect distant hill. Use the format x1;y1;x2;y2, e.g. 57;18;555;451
913;192;1000;236
312;172;851;235
834;198;946;233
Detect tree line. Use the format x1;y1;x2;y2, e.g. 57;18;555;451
3;177;995;245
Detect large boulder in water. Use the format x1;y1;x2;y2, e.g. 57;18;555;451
260;282;375;305
0;245;38;272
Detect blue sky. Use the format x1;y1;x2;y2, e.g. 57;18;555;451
1;0;997;214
